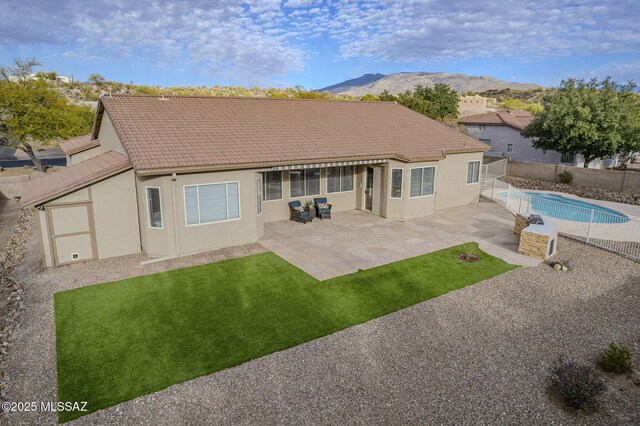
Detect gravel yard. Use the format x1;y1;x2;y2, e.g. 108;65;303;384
3;205;640;424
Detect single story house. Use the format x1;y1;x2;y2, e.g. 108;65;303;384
458;110;617;168
22;95;489;267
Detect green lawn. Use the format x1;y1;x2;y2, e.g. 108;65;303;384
55;242;517;421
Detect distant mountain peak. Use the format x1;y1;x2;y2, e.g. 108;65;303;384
317;73;386;93
319;72;541;95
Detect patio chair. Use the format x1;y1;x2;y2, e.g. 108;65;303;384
313;197;332;220
288;200;312;224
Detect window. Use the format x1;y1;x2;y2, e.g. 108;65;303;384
467;161;480;184
506;144;513;153
262;171;282;201
290;168;320;198
479;138;492;146
146;187;162;228
560;153;575;163
256;177;262;215
479;125;486;131
327;166;354;193
409;167;435;197
390;168;403;198
184;182;240;225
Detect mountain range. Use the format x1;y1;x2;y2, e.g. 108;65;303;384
318;72;541;96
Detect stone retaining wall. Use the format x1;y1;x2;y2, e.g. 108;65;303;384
507;160;640;193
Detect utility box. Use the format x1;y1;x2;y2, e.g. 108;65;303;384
518;222;558;260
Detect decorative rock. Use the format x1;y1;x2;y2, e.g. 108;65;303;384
563;260;574;271
553;263;562;270
561;265;568;271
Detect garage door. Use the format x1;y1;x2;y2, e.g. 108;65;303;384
46;203;97;266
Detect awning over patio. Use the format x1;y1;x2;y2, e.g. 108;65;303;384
272;159;388;171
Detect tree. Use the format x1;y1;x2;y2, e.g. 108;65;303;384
87;73;106;85
0;57;41;83
523;78;638;167
413;83;459;119
0;59;94;171
617;88;640;169
360;93;379;101
376;85;458;121
378;90;397;102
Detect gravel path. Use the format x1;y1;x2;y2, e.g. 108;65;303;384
4;225;640;424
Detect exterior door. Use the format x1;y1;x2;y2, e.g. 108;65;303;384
46;203;97;266
365;166;374;211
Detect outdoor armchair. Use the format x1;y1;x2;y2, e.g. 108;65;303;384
313;197;332;220
288;200;312;223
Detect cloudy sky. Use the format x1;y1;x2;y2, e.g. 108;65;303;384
1;0;639;89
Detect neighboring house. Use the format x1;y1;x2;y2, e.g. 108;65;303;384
21;95;488;267
458;110;616;168
457;95;497;118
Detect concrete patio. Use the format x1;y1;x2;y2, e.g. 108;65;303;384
259;200;541;280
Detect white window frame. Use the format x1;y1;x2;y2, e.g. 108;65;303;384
506;144;513;153
145;186;163;229
389;168;403;199
256;177;262;215
466;160;481;185
262;171;283;202
409;166;436;198
479;138;492;146
289;168;321;199
479;124;486;131
326;166;355;194
183;181;241;227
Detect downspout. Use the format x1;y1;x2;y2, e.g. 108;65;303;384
171;172;181;256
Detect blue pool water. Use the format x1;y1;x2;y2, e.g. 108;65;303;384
500;192;630;223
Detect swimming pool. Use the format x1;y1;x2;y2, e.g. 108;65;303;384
501;192;630;224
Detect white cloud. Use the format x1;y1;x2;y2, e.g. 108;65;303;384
0;0;639;82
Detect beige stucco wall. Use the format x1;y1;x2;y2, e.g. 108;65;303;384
39;171;141;267
68;145;102;165
136;175;177;257
137;169;265;258
91;170;141;259
380;152;483;220
262;168;359;223
434;152;483;211
97;112;125;154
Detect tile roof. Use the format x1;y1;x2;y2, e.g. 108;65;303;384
98;95;489;173
458;109;534;131
59;134;100;156
21;151;131;207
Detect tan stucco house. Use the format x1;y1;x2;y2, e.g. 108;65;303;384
21;95;489;267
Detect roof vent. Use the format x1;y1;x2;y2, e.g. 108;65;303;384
159;94;169;101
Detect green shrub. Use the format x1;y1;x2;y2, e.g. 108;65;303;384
548;358;606;409
558;170;573;184
598;343;634;373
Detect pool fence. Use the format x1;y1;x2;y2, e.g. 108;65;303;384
481;175;640;261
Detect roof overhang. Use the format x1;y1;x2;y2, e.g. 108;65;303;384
62;140;101;156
